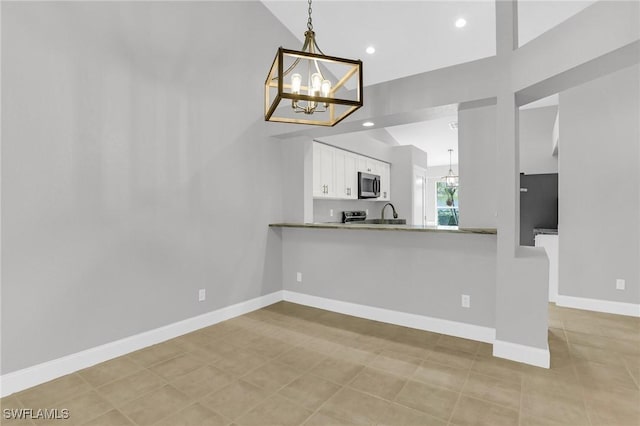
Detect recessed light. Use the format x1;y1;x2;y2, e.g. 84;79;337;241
362;121;375;127
366;46;375;54
455;18;467;28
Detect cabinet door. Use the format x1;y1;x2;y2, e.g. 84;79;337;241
334;149;346;199
380;162;391;201
320;144;336;198
313;143;324;197
357;156;369;173
344;152;358;199
367;159;381;175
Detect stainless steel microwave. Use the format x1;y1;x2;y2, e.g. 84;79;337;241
358;172;380;199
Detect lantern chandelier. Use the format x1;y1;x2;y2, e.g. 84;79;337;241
264;0;363;126
443;149;459;188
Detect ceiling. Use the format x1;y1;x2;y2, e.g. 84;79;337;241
385;115;459;166
263;0;595;165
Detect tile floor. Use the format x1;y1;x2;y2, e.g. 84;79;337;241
1;302;638;426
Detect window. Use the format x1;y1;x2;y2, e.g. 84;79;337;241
436;182;459;226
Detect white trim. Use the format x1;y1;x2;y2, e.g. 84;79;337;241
493;340;550;369
0;291;283;398
282;290;496;343
556;294;640;317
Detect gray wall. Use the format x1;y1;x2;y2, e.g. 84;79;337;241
458;105;498;228
519;106;558;175
1;2;295;374
559;64;640;304
282;228;497;328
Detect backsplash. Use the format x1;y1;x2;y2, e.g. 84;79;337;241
314;199;389;223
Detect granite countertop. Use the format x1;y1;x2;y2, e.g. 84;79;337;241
269;222;497;235
533;228;558;236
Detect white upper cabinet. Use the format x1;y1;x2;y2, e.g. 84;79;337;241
313;143;335;198
335;149;358;199
313;142;390;201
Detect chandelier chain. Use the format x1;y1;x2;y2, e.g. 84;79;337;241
307;0;313;31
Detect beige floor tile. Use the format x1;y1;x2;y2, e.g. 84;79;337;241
424;345;476;370
212;351;270;377
583;386;640;426
322;387;392;425
275;347;326;372
119;385;191;426
461;372;521;410
198;380;270;420
574;360;639;391
412;360;469;392
17;374;91;408
569;342;623;366
368;350;421;377
394;380;459;421
128;341;186;367
170;365;235;400
77;356;142;388
521;370;584;398
565;330;640;356
55;391;114;425
278;373;341;411
381;403;447;426
330;346;379;365
153;403;230;426
436;335;479;355
243;336;296;359
449;395;519;426
96;369;166;407
302;410;356;426
309;357;364;385
348;366;407;401
521;387;589;425
518;414;570;426
471;354;523;384
148;353;205;381
235;394;312;426
241;360;304;392
80;409;134;426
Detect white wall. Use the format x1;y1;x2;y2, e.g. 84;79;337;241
1;2;295;374
390;145;428;225
559;64;640;304
458;105;498;228
519;106;558;175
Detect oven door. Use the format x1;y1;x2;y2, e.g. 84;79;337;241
358;172;380;199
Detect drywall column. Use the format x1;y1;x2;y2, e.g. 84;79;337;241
281;137;313;223
558;65;640;312
493;0;550;367
458;104;497;229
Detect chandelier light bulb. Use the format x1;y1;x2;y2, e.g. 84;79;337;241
311;73;322;93
291;73;302;94
321;79;331;97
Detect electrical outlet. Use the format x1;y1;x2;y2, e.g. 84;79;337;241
461;294;470;308
198;289;206;302
616;279;625;290
330;209;334;217
296;272;302;283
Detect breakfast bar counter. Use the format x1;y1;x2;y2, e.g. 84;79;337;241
269;222;497;234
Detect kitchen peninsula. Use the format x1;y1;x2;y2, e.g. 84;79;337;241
270;222;499;345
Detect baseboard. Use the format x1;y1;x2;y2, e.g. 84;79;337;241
0;291;283;398
282;290;496;344
493;340;550;369
556;294;640;317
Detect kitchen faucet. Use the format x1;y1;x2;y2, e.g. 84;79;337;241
381;203;398;220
